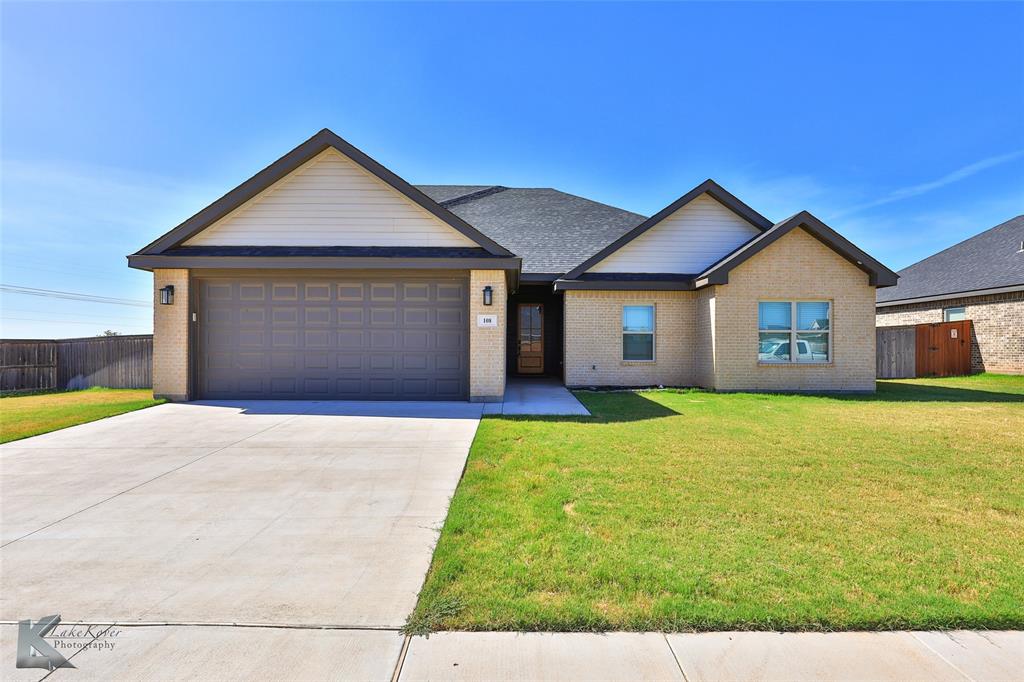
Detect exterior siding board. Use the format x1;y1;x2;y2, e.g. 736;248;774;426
184;149;478;248
587;194;760;274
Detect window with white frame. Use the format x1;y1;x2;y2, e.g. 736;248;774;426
622;305;655;361
943;306;966;322
758;301;831;363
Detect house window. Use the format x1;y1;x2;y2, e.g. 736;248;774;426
623;305;655;361
943;306;966;322
758;301;831;363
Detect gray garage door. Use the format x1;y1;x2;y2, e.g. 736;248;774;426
196;276;469;400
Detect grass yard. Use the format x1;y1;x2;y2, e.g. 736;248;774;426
410;374;1024;633
0;387;164;444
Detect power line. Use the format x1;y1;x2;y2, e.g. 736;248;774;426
0;262;129;282
0;317;150;329
0;308;151;322
0;284;150;307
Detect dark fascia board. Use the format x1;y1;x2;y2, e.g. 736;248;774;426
562;179;773;280
876;283;1024;307
127;254;521;272
134;129;515;258
695;211;900;288
553;279;696;292
519;272;562;283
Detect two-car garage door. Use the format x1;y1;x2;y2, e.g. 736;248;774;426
196;276;469;400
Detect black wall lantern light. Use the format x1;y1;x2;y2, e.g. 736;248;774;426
159;285;175;305
482;285;493;306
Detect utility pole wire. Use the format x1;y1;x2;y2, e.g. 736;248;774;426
0;284;151;307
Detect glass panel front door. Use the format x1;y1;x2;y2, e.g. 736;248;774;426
517;304;544;374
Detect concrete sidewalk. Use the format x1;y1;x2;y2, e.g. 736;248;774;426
4;626;1020;680
398;631;1023;682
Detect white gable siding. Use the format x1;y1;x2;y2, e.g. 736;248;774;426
587;193;760;274
184;149;478;247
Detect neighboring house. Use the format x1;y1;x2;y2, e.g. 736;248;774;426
876;216;1024;374
129;129;898;401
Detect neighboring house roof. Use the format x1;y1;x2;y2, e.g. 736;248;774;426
696;211;899;288
132;129;514;258
876;215;1024;305
417;186;646;275
562;179;773;280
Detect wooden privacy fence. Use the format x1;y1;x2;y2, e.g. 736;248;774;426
876;321;973;379
876;325;916;379
1;335;153;393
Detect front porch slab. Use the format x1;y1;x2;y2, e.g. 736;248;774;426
483;378;590;415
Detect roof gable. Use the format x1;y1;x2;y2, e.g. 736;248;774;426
585;193;761;274
135;129;514;256
696;211;899;287
563;179;772;279
182;149;479;248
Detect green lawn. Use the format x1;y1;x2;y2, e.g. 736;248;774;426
0;387;164;444
409;374;1024;633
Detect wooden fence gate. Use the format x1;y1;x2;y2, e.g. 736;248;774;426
915;320;972;377
877;321;973;379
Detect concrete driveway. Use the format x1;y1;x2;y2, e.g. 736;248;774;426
1;399;482;631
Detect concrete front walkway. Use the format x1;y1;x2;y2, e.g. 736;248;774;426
484;377;591;415
1;400;482;629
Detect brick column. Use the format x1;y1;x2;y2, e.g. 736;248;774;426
152;269;190;401
469;270;507;402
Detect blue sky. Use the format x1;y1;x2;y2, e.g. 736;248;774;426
2;1;1022;338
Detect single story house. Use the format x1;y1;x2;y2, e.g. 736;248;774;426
129;129;898;401
876;216;1024;374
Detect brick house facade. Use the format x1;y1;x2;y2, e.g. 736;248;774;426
132;129;898;401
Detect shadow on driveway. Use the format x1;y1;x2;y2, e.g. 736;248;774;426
188;399;486;419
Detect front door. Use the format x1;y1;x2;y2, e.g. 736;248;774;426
517;303;544;374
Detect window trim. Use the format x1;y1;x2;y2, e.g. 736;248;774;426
943;306;967;322
757;300;832;365
622;304;656;362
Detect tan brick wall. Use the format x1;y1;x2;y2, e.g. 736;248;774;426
152;269;190;400
711;228;877;392
876;290;1024;373
694;287;716;389
564;290;696;387
469;270;507;401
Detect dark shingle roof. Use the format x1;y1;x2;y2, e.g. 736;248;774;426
876;215;1024;303
416;186;646;274
415;185;495;204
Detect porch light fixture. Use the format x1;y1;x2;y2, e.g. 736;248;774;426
159;285;175;305
483;285;493;306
